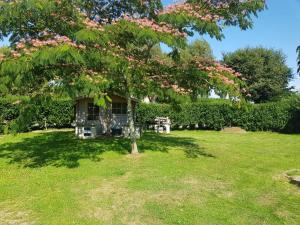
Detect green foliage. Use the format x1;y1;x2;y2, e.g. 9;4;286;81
223;47;293;103
0;98;22;134
0;0;266;104
0;0;82;44
158;0;265;40
78;0;163;22
33;45;85;67
0;97;74;133
0;0;164;45
0;0;266;152
137;97;300;133
185;39;214;60
282;93;300;133
177;40;215;99
2;94;299;134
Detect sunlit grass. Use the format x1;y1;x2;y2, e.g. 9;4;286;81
0;130;299;225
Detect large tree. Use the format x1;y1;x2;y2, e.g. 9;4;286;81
223;47;293;103
0;0;265;154
182;39;214;61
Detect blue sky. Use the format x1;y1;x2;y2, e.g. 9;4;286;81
1;0;299;90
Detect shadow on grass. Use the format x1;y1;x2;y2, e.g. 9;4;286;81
0;131;214;168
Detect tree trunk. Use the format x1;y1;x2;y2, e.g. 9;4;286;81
104;103;112;136
127;97;138;154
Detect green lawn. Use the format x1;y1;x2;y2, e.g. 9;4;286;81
0;130;299;225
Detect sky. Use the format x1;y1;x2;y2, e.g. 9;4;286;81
1;0;299;90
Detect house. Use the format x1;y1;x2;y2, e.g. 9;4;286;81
75;94;138;139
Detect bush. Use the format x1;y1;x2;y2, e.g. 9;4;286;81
0;97;23;133
237;103;291;132
0;97;74;133
1;95;299;134
137;97;300;133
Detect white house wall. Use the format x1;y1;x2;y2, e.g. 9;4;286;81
75;96;131;137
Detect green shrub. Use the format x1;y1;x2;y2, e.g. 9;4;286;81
237;103;291;131
1;95;299;134
0;97;74;133
137;98;300;133
0;97;23;133
137;100;235;130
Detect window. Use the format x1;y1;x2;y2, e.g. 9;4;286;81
87;103;100;120
112;102;127;114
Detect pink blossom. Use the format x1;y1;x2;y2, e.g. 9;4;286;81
11;51;21;58
78;44;86;50
123;15;187;38
0;54;5;62
159;3;223;22
83;18;104;31
16;43;25;49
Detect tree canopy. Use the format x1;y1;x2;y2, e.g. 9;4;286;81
223;47;293;103
147;40;214;103
0;0;266;153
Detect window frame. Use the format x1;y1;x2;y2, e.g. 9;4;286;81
112;102;127;115
87;103;100;121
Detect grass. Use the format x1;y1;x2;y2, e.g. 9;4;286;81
0;130;299;225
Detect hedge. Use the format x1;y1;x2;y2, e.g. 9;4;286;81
1;96;299;134
136;98;300;133
0;97;74;134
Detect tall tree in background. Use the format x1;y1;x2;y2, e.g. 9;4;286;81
181;40;213;61
0;0;266;153
149;39;214;102
223;47;293;103
178;40;214;99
